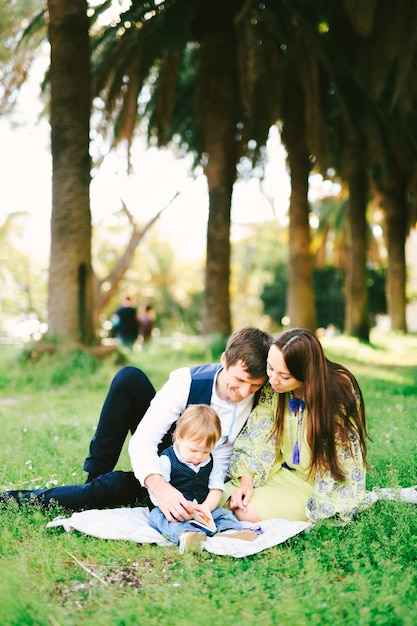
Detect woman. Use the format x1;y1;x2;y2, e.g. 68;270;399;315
225;328;369;524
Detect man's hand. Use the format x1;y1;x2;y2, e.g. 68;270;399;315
145;474;194;522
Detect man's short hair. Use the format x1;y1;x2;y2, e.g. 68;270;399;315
224;327;271;379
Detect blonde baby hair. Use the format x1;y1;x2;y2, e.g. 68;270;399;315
173;404;221;449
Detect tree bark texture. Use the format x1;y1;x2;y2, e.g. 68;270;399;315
381;174;408;331
194;4;239;336
47;0;94;343
345;138;370;341
281;82;316;331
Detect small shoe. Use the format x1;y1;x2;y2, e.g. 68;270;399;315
179;531;206;554
213;529;259;541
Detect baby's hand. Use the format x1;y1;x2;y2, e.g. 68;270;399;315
191;503;211;522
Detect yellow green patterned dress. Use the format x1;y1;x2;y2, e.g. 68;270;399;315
223;384;366;524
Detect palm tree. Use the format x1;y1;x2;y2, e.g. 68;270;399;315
88;0;417;339
373;141;416;332
344;134;370;339
363;0;417;333
325;0;417;335
47;0;95;343
89;0;281;336
281;78;316;331
2;0;282;338
7;0;417;342
379;168;408;331
193;1;248;335
0;0;45;115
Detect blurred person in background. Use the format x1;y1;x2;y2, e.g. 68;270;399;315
112;295;139;348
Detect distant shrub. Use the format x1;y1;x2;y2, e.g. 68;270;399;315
261;264;387;330
49;349;100;386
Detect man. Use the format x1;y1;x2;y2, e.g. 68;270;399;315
112;295;140;348
2;327;271;516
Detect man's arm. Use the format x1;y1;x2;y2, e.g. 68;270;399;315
128;367;192;484
146;451;194;522
128;367;196;520
145;473;194;522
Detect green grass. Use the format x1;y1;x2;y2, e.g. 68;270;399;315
1;331;417;626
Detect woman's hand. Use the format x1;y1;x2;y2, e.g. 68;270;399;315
229;475;254;512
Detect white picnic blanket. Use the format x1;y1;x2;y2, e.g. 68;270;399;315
47;508;311;558
47;486;417;558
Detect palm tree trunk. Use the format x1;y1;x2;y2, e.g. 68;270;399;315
345;137;369;341
380;173;408;331
195;4;238;336
281;84;316;331
47;0;94;344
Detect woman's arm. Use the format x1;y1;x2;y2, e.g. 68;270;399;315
228;475;254;509
227;385;278;487
226;475;261;522
305;429;366;524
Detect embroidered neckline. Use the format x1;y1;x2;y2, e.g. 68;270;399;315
288;393;305;464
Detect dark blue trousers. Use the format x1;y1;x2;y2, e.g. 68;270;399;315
3;471;146;510
2;366;159;511
83;366;156;479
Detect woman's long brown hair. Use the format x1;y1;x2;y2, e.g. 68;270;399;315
269;328;369;481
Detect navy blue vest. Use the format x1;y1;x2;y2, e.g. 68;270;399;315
160;445;213;503
187;363;222;405
187;363;262;408
157;363;261;453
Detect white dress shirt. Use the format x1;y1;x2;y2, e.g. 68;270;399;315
128;366;256;485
